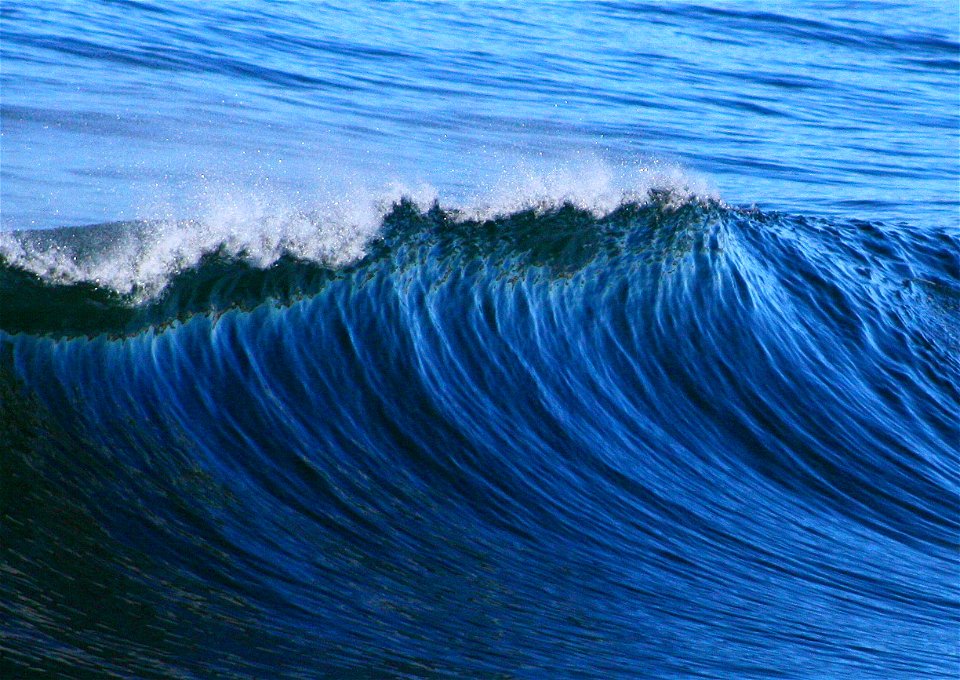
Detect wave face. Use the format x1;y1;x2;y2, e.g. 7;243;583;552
2;197;958;677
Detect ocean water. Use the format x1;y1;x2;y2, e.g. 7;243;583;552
1;1;958;678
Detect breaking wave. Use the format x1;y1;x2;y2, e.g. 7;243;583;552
1;185;957;677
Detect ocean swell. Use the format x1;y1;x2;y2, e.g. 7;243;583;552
1;190;957;677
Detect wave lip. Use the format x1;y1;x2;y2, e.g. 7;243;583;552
0;159;718;296
0;189;720;337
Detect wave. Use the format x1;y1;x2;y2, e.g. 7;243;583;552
2;188;958;677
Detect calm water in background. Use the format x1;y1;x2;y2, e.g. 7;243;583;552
1;3;959;679
2;1;958;229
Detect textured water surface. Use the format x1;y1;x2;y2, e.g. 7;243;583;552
1;1;958;678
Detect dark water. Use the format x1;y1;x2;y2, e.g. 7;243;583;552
2;2;959;678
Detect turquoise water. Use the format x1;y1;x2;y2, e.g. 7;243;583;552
1;3;958;678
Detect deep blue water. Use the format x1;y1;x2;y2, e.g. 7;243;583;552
1;2;959;678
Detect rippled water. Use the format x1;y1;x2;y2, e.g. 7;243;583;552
1;2;958;679
3;1;958;229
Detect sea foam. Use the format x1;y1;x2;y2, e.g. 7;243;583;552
0;157;717;299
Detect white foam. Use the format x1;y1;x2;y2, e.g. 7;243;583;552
458;154;718;219
0;156;717;299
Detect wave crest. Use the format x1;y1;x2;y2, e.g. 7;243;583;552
0;160;717;299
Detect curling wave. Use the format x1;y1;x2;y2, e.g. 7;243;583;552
1;193;958;677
